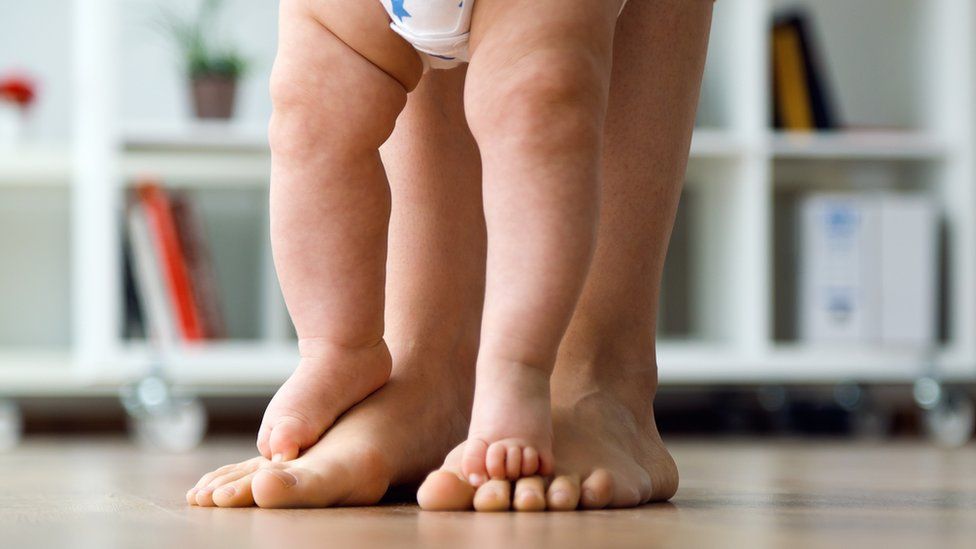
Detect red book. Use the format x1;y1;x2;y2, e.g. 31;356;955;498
135;182;205;341
170;191;227;339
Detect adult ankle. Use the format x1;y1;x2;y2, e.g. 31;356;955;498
551;345;659;414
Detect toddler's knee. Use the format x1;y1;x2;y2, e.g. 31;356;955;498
268;66;405;160
465;52;609;152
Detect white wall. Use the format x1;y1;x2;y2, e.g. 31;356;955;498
0;0;74;142
0;0;278;143
119;0;279;126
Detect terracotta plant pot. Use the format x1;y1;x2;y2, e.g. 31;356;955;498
191;74;238;120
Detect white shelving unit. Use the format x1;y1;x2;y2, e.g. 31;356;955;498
1;0;975;401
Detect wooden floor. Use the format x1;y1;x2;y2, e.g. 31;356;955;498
1;437;974;548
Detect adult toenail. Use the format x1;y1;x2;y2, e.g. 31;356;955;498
219;486;236;497
469;474;484;486
272;453;284;462
267;469;298;487
583;489;596;503
551;490;568;504
518;492;538;504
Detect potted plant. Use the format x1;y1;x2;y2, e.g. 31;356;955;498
158;0;248;120
0;74;37;147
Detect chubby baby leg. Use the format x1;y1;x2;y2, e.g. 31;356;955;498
258;0;422;462
459;0;625;487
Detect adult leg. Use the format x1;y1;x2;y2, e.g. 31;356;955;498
543;0;714;510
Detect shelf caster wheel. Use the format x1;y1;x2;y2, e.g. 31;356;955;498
914;378;974;448
757;385;791;432
834;383;888;438
122;375;207;453
0;399;23;452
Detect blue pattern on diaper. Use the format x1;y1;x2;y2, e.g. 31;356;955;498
391;0;410;20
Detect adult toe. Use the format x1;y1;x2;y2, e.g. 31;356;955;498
512;477;546;512
473;479;511;512
546;474;581;511
417;470;475;511
580;469;614;509
212;473;257;507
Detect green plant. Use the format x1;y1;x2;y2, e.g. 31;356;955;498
156;0;248;79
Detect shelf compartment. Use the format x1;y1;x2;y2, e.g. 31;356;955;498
0;187;73;350
661;161;751;345
768;0;938;131
769;177;951;348
696;0;745;129
0;1;74;144
121;186;272;343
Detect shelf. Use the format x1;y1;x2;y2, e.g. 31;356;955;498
690;129;748;158
122;120;268;151
121;150;270;186
0;350;77;395
0;145;72;186
110;341;297;390
119;121;271;185
770;131;948;160
656;341;957;384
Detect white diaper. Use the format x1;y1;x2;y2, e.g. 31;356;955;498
379;0;475;70
379;0;628;71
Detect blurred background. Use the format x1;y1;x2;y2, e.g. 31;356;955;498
0;0;974;452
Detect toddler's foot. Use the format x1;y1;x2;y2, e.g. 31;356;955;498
461;361;554;486
256;338;392;461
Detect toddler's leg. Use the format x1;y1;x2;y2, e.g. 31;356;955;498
459;0;624;485
258;0;422;461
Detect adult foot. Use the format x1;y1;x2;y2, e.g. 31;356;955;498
255;338;392;461
420;365;677;511
460;361;554;488
188;357;469;507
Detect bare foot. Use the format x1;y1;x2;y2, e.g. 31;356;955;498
255;338;392;462
420;374;677;511
459;361;554;488
188;357;469;508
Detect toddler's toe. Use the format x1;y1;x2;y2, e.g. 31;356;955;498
268;416;313;461
461;439;490;487
505;445;523;479
521;447;540;477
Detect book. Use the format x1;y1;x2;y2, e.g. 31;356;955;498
121;230;146;339
126;202;178;345
134;182;206;342
170;191;227;339
772;22;814;130
771;11;839;131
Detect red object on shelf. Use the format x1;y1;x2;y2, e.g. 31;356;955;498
135;181;205;342
0;74;37;108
